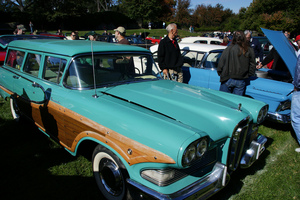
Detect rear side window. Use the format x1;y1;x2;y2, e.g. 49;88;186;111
23;53;41;77
43;56;67;84
5;49;25;70
195;40;207;44
211;41;221;45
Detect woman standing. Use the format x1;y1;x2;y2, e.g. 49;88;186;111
217;31;256;95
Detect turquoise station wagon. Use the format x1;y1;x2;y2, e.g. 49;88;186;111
0;40;268;200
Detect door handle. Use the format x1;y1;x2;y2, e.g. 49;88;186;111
13;75;20;79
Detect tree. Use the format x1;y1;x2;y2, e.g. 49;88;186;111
239;0;300;33
192;3;233;30
119;0;174;27
174;0;192;27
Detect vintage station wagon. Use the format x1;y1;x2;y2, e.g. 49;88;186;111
0;40;268;200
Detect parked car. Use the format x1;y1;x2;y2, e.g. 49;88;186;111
253;36;273;58
90;34;153;49
180;36;223;45
151;28;296;124
146;36;162;44
0;39;268;200
0;34;65;65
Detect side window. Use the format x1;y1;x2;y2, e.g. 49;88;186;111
5;49;25;70
182;51;204;68
195;40;207;44
23;53;41;77
211;41;221;45
44;56;67;83
203;52;221;69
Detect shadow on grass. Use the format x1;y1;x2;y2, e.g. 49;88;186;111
0;119;104;200
263;120;292;132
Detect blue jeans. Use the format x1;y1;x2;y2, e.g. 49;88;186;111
219;78;246;96
291;91;300;145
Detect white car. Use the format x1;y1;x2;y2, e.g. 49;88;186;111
180;36;223;45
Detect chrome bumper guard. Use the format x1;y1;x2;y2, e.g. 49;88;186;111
240;134;267;168
127;162;229;200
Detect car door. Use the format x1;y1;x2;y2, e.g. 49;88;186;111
182;50;221;90
11;51;48;120
201;50;223;90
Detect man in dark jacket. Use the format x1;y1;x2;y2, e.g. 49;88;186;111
217;31;256;96
158;23;183;82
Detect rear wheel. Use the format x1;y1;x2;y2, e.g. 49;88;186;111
92;145;132;200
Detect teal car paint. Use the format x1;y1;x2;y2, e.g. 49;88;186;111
0;39;268;200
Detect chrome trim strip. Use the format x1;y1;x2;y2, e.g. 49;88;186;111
127;162;229;200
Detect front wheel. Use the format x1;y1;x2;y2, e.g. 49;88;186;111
92;145;132;200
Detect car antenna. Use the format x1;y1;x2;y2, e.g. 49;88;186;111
91;40;99;98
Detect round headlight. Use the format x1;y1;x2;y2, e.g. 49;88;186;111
182;144;196;167
196;138;208;157
257;105;268;124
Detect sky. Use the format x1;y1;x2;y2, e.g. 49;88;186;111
190;0;253;14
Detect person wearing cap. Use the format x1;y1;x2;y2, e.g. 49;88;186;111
295;35;300;57
86;31;98;41
16;24;26;35
157;23;183;82
114;26;130;45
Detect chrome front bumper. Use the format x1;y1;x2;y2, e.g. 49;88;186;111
240;134;267;168
267;111;290;124
127;162;230;200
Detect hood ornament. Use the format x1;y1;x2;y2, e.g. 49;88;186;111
238;103;242;111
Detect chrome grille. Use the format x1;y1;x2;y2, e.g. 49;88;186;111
228;116;250;171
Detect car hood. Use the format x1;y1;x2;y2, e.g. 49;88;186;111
102;80;251;140
261;28;297;77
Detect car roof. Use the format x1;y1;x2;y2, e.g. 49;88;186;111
0;34;64;48
150;43;226;53
8;39;149;57
180;36;223;43
178;43;227;52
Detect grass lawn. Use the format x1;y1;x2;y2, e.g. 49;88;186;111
0;96;299;200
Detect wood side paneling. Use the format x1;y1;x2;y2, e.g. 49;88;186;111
28;99;175;166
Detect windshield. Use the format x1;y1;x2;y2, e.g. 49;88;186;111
64;53;161;89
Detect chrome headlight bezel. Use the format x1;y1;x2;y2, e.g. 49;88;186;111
276;100;291;112
257;105;268;124
182;137;209;167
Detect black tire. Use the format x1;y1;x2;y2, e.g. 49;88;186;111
92;145;132;200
